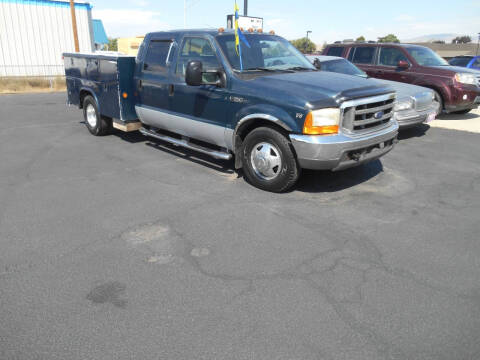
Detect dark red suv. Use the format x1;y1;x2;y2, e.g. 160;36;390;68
323;43;480;114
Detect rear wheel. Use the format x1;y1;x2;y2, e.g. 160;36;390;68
451;109;471;115
82;95;112;136
241;127;300;192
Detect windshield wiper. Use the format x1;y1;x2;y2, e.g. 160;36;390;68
285;66;316;71
241;67;295;73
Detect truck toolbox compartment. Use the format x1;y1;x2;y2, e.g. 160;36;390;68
63;53;138;122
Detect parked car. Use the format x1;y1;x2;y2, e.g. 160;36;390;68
448;56;480;70
323;43;480;115
64;29;399;192
307;55;438;129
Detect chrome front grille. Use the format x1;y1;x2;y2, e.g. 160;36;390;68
414;91;433;111
341;93;396;133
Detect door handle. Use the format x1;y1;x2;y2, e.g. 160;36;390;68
168;84;174;96
138;80;142;90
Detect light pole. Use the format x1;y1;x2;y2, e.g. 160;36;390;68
244;0;248;16
305;31;312;53
184;0;201;28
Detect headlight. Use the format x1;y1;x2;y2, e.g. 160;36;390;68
455;73;477;85
394;99;414;112
303;108;340;135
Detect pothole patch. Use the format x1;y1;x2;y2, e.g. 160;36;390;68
190;247;211;258
122;223;186;264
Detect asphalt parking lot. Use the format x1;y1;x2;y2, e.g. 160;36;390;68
1;92;480;360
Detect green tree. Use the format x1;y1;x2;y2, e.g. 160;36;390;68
377;34;400;43
356;36;365;42
290;37;316;53
452;36;471;44
108;38;118;51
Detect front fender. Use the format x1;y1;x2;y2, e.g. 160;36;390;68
233;103;301;134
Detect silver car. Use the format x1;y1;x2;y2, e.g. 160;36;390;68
307;55;439;129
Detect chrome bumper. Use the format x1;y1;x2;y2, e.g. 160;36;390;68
290;121;399;171
396;104;438;129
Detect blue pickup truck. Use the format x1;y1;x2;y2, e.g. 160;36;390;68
64;29;399;192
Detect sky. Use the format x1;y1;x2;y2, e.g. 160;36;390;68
91;0;480;44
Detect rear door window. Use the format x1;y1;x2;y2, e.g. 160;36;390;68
144;40;172;73
351;47;376;64
473;58;480;68
326;47;345;57
378;47;408;66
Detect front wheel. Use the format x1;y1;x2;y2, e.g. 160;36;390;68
241;127;300;192
431;90;443;116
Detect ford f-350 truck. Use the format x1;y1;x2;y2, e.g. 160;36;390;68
64;29;399;192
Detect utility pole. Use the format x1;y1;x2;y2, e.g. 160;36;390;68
244;0;248;16
476;32;480;56
69;0;80;52
184;0;186;28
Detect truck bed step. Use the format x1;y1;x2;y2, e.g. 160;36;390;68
139;127;232;161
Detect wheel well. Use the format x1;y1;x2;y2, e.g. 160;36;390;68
236;119;290;143
79;90;93;109
233;118;292;169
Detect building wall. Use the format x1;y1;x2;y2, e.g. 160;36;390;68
117;36;144;56
0;0;93;76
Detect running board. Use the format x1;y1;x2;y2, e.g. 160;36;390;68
139;127;232;160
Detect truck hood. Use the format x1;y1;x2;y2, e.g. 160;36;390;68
247;71;394;108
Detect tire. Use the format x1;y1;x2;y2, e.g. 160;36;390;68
82;95;112;136
431;90;443;116
241;127;300;192
451;109;471;115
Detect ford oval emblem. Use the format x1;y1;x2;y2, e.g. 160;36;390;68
374;111;384;119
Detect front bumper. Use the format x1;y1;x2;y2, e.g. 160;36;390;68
445;85;480;113
396;103;438;129
290;121;399;171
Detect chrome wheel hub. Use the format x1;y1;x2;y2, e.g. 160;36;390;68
86;104;97;128
250;142;282;180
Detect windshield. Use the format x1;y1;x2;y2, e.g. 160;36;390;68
216;34;315;72
406;47;448;66
320;59;367;77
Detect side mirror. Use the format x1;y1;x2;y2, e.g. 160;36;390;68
313;58;322;70
397;60;410;69
185;60;203;86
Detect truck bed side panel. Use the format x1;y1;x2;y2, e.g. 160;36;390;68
64;53;138;121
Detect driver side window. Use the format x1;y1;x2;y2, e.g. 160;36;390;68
378;47;408;67
176;37;220;82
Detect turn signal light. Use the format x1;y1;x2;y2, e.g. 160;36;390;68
303;112;339;135
122;92;128;99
